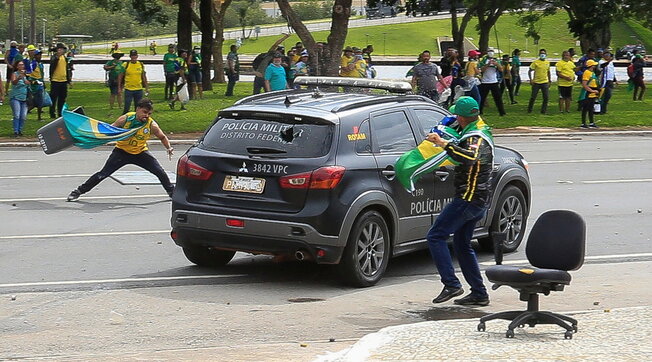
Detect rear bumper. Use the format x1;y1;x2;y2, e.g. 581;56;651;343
171;210;344;264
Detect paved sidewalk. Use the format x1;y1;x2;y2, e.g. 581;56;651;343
321;306;652;361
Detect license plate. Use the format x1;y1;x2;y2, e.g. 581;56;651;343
223;175;266;194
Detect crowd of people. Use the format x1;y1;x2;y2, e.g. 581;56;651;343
406;46;646;128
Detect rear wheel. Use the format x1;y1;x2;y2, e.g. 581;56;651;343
183;245;236;267
337;210;390;287
478;185;527;253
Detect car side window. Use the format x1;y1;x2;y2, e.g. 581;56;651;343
354;120;372;154
371;111;417;154
413;109;447;136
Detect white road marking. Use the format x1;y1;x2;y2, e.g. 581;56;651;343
0;174;88;179
529;158;645;164
0;159;38;163
480;252;652;266
0;274;248;289
0;230;170;240
582;179;652;184
0;194;167;202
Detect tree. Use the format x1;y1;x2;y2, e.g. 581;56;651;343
8;0;15;41
177;0;193;51
29;0;36;44
449;1;477;55
212;0;234;83
475;0;521;53
199;0;213;90
276;0;353;76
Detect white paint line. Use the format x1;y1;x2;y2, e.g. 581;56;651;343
530;158;645;164
582;179;652;184
0;230;170;240
0;174;88;179
0;274;248;289
480;252;652;266
0;159;38;163
0;194;167;202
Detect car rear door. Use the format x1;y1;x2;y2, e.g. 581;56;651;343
369;108;434;243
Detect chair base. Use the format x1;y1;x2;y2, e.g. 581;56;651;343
477;292;577;339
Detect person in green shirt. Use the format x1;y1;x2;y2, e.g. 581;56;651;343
104;52;125;110
527;48;551;114
511;49;522;96
163;44;180;101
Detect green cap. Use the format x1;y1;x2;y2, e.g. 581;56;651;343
449;96;480;117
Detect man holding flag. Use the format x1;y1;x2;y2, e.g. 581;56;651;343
66;99;174;202
425;96;494;306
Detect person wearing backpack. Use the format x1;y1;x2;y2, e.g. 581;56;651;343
118;50;149;114
104;52;125;110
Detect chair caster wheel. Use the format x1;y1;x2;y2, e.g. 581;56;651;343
564;331;573;339
506;330;515;338
477;322;485;332
572;324;578;333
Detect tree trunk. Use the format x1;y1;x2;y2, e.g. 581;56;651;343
476;2;507;53
579;26;611;54
211;0;233;83
177;0;193;51
451;4;476;55
8;0;16;41
276;0;319;73
324;0;353;76
200;0;214;90
29;0;36;44
477;23;492;53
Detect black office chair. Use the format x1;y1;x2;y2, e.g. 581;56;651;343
477;210;586;339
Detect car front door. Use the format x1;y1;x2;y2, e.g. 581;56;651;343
370;109;434;243
409;107;457;216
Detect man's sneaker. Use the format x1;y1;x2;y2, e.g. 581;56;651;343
432;286;464;304
580;124;589;129
454;294;490;306
67;189;81;202
589;123;599;128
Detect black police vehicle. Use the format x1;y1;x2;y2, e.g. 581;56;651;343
171;77;531;287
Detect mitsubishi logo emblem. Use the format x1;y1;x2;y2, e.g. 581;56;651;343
239;162;249;173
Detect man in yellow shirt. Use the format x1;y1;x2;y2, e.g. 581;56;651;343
118;49;150;114
340;46;358;77
49;43;72;119
67;99;175;202
527;48;551;114
556;50;576;113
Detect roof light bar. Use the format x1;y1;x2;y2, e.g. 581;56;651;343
293;77;413;93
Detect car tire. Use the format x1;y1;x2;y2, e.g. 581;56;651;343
183;245;236;267
478;185;527;253
337;210;390;287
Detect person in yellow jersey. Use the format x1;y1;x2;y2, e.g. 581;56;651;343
556;50;576;113
67;99;175;202
49;43;72;119
527;48;551;114
579;60;600;129
340;46;357;77
118;49;150;115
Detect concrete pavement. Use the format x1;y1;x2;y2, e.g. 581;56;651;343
319;260;652;361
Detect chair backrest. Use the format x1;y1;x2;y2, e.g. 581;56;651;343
526;210;586;271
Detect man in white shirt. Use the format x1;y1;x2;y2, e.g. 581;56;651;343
598;52;616;114
478;49;506;116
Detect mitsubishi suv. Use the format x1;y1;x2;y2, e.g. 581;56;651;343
171;77;531;287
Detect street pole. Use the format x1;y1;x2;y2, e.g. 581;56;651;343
21;1;24;43
8;0;16;42
383;32;386;57
42;19;47;46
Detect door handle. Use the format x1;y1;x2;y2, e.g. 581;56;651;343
382;165;395;179
435;170;449;181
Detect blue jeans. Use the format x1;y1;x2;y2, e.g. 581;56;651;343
123;89;143;114
427;197;488;298
10;98;28;134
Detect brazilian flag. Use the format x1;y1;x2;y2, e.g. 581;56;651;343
62;105;145;149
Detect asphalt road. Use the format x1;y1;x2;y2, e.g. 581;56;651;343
1;133;651;359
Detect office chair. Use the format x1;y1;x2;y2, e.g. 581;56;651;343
477;210;586;339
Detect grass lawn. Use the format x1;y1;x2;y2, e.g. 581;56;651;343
1;81;649;140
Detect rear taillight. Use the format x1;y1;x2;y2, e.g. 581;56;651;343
279;166;345;190
177;154;213;181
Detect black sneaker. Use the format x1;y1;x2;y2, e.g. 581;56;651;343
454;293;490;306
580;124;589;129
67;189;81;202
589;123;599;128
432;286;464;304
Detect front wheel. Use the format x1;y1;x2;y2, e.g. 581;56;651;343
337;210;390;287
183;245;236;267
478;185;527;253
